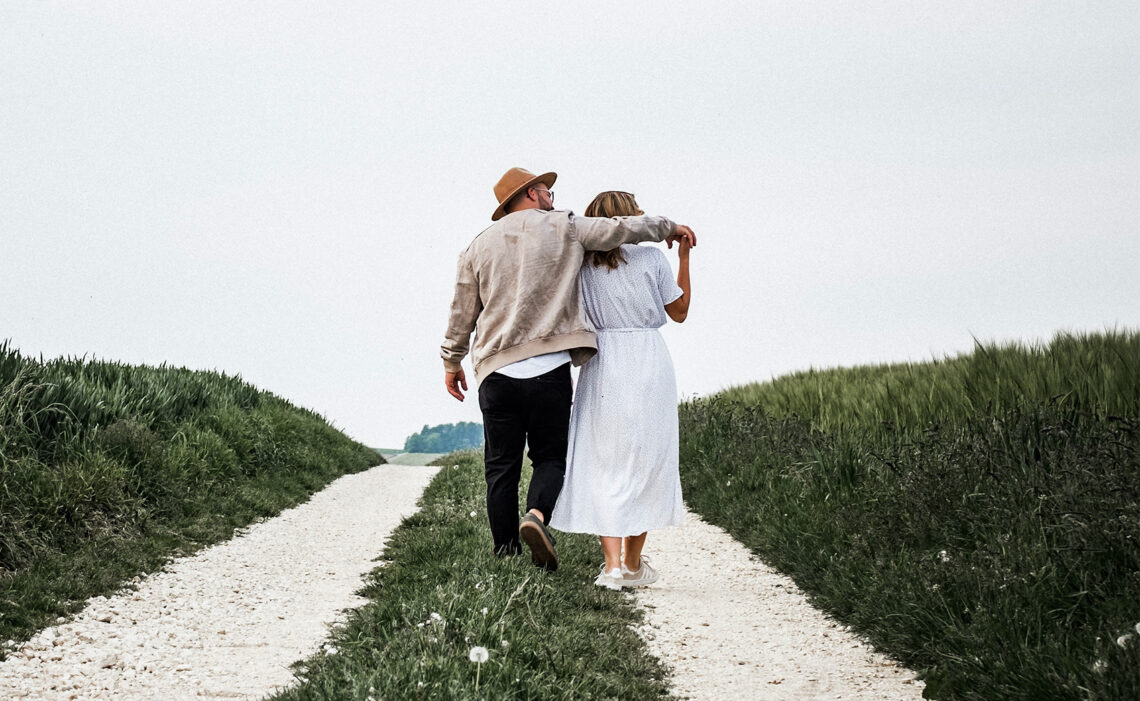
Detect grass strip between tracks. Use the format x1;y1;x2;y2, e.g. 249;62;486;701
270;450;669;701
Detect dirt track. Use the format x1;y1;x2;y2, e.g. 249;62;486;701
1;459;924;700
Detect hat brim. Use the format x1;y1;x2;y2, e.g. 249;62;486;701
491;171;557;221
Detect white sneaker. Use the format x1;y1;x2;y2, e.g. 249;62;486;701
621;557;659;587
594;565;624;591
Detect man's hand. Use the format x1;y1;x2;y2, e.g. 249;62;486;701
445;369;468;401
666;224;697;250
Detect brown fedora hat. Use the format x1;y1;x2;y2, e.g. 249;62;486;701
491;167;557;221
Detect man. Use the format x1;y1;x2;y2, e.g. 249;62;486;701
441;167;696;571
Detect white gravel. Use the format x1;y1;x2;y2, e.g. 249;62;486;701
3;461;927;700
0;463;439;700
632;508;926;700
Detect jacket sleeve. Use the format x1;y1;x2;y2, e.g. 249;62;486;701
440;252;482;373
572;213;677;251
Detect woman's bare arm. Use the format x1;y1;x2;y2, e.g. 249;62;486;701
664;240;691;323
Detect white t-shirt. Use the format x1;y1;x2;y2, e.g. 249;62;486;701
494;351;572;379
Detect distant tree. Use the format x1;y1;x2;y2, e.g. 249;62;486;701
404;421;483;452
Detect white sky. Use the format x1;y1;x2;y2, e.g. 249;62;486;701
3;1;1137;448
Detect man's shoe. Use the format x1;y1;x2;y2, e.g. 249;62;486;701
594;565;624;591
621;556;659;587
519;513;558;571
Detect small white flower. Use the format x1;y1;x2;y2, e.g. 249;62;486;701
475;582;483;589
418;681;424;688
725;481;732;487
452;464;459;469
470;511;477;517
430;612;442;622
501;640;510;648
1092;659;1108;674
938;550;951;563
1135;621;1140;636
417;622;424;628
481;607;488;616
1117;633;1134;648
469;646;489;663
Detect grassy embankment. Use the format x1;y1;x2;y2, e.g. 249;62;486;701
0;342;380;651
270;451;669;700
679;330;1139;700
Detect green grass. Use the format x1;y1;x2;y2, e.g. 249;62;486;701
269;450;670;700
679;330;1140;700
0;341;381;651
720;328;1139;436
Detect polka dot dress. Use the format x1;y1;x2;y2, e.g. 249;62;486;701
549;244;685;537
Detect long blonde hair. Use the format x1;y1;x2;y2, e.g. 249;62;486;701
584;191;644;269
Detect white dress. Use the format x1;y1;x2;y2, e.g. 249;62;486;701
549;244;685;537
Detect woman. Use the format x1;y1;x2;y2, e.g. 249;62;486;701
548;191;692;590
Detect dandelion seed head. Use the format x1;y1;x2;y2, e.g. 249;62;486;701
469;646;489;663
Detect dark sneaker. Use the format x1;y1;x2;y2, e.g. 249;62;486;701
519;513;558;571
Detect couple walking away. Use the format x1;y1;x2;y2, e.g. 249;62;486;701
441;167;696;590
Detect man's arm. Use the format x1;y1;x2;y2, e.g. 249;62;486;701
441;254;482;401
573;214;697;251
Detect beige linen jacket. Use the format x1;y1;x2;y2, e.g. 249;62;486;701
441;208;677;382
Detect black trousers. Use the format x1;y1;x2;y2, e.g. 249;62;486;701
477;363;572;554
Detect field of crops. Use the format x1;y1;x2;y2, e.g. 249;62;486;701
679;330;1140;700
0;341;380;648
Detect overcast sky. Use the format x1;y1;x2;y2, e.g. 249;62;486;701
3;1;1137;449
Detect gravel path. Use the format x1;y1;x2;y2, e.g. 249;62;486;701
4;460;927;700
0;463;439;700
632;507;926;700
